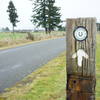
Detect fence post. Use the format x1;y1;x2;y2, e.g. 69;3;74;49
66;18;96;100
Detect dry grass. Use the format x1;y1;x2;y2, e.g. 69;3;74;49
0;31;65;49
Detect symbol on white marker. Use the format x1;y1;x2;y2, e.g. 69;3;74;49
72;49;89;67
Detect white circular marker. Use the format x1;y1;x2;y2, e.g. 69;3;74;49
73;26;88;41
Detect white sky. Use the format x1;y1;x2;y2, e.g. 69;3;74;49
0;0;100;30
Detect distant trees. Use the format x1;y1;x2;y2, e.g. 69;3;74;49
31;0;62;34
7;1;19;33
1;27;10;32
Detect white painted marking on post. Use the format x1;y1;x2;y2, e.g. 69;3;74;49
72;49;89;67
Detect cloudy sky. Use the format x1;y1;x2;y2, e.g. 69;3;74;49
0;0;100;30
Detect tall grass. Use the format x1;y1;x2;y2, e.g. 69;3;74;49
0;31;65;48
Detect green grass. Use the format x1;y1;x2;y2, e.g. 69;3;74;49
0;34;100;100
0;33;27;40
96;34;100;100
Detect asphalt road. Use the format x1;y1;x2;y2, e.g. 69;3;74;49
0;37;66;92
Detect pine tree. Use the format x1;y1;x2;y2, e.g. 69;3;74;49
47;0;61;33
31;0;48;34
7;1;19;33
31;0;61;34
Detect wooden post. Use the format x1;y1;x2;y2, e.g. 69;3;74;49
66;18;96;100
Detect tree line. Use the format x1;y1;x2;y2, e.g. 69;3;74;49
7;0;63;34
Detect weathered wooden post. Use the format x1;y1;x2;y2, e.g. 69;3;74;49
66;18;96;100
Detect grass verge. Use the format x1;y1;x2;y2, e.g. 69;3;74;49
0;52;66;100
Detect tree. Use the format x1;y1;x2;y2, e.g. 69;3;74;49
31;0;62;34
31;0;48;34
47;0;62;33
7;1;19;33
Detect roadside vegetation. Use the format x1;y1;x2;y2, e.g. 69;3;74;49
0;31;65;49
0;34;100;100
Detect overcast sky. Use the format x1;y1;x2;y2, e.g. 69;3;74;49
0;0;100;30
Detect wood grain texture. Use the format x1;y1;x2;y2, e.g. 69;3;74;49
66;18;96;76
66;18;96;100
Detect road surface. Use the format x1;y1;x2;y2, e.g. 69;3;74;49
0;38;66;92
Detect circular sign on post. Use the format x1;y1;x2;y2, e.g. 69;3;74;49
73;26;88;41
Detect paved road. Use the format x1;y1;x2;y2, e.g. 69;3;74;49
0;38;66;92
